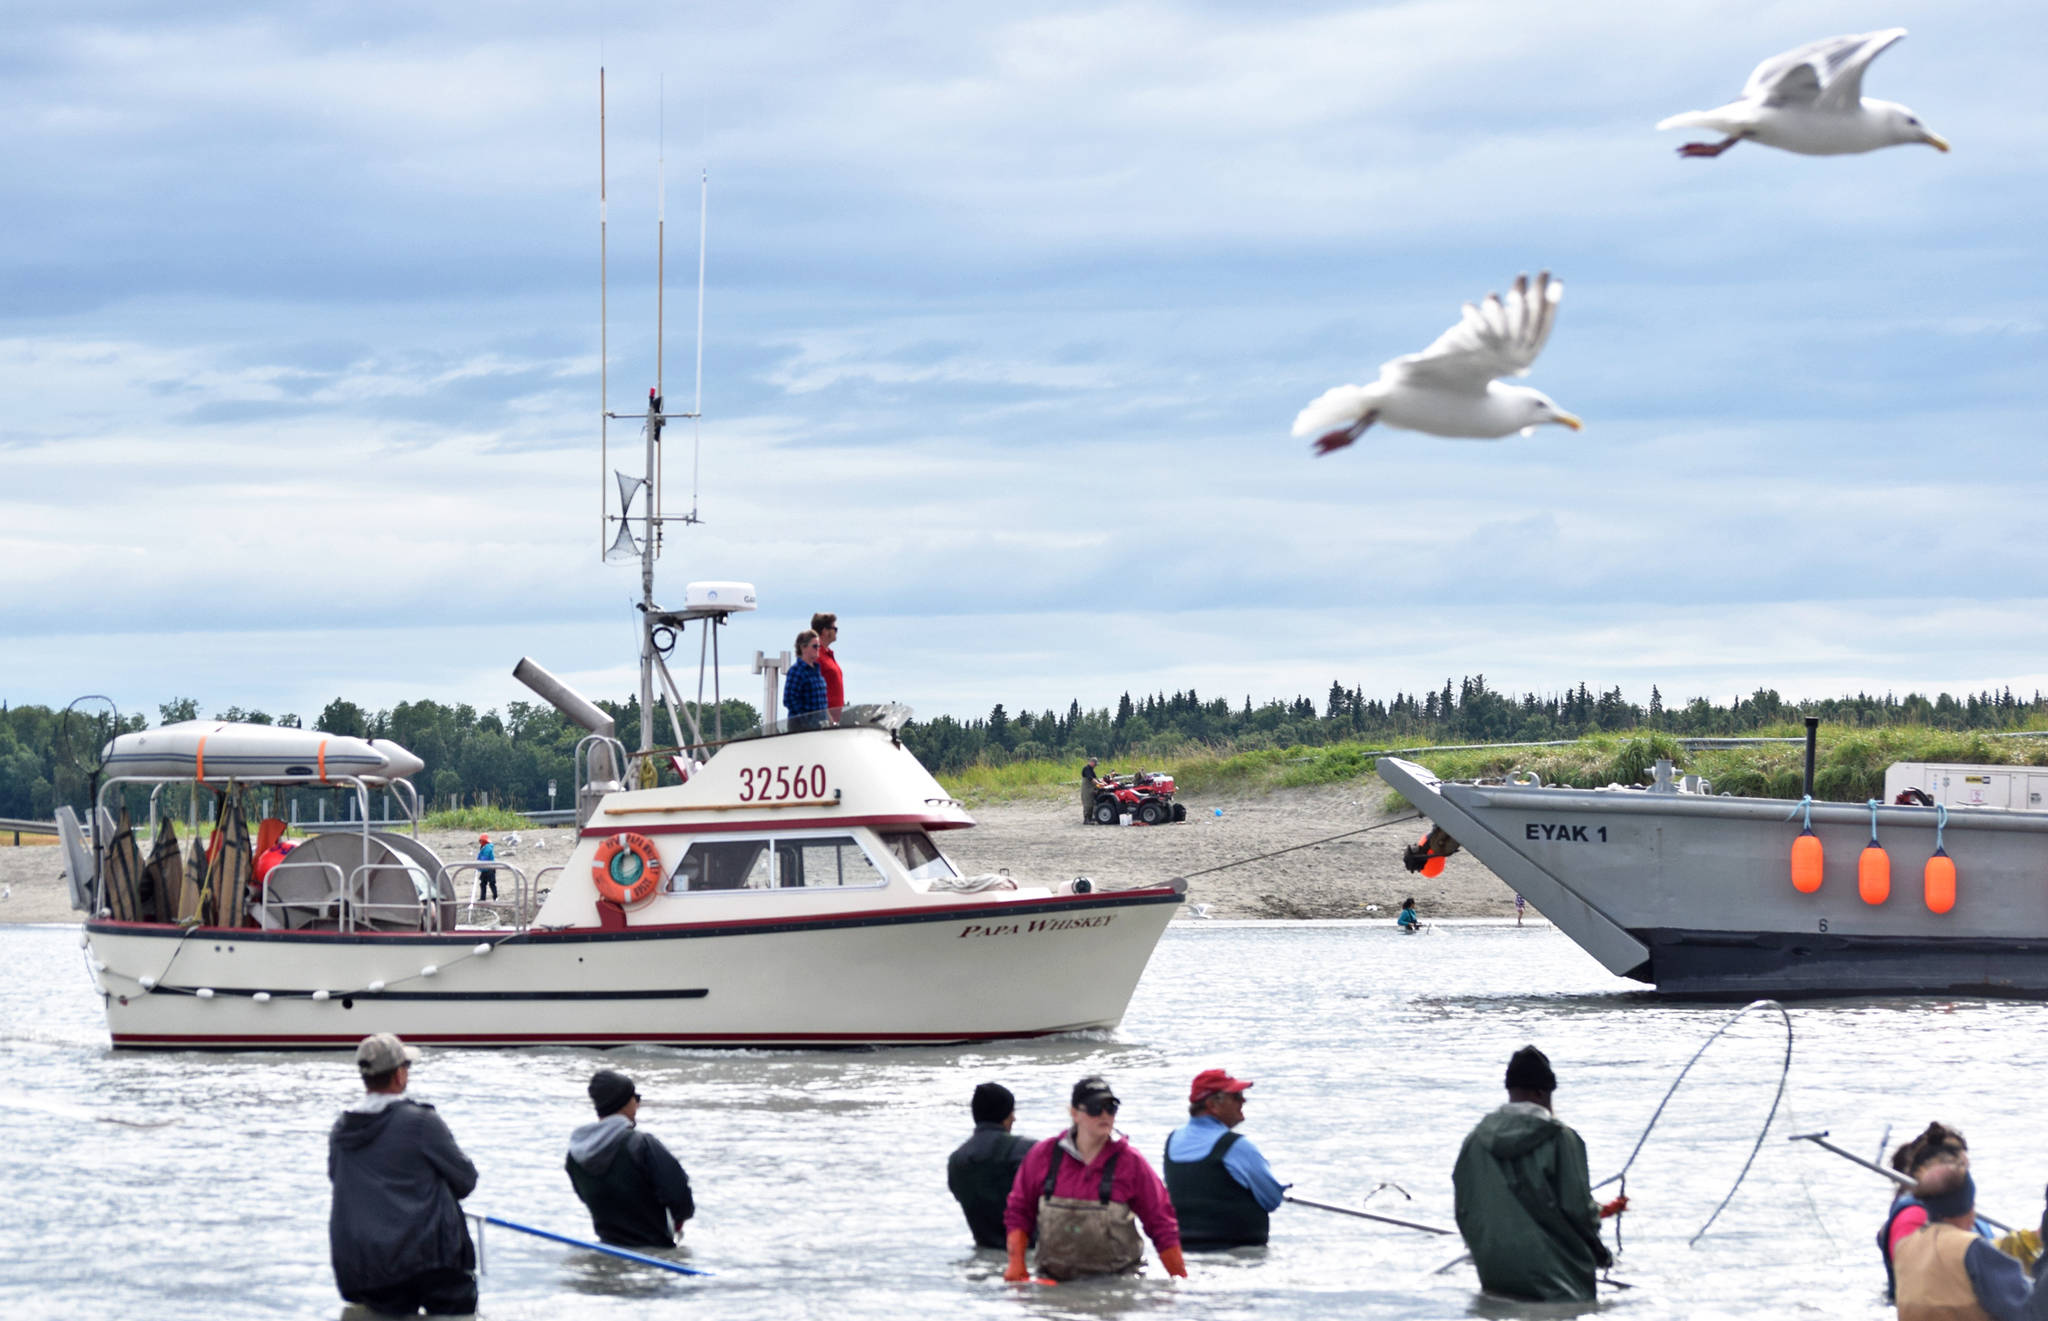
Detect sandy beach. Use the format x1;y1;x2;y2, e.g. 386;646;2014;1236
0;784;1520;925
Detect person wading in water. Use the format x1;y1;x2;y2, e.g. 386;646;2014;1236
1003;1076;1187;1283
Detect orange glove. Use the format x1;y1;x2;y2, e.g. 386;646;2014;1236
1599;1195;1629;1219
1159;1245;1188;1278
1004;1229;1030;1283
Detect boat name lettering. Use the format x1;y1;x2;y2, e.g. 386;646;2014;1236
737;764;829;802
957;914;1117;938
1525;823;1608;843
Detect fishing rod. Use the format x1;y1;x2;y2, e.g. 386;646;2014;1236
1285;1193;1454;1235
1786;1131;2013;1233
470;1213;713;1276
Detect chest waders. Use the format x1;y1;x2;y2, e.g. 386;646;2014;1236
1163;1130;1268;1248
1035;1143;1144;1281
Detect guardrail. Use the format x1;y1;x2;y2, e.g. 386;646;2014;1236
1;817;58;844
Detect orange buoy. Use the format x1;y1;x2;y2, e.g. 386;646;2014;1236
1416;835;1446;878
1924;847;1956;915
1790;830;1823;894
1859;843;1891;905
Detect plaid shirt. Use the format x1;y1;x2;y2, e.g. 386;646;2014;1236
784;658;828;718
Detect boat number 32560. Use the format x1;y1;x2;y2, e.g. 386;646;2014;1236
737;764;829;801
1526;823;1608;842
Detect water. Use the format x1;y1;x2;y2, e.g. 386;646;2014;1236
0;919;2037;1320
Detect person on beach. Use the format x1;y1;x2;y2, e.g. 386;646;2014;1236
811;612;844;716
949;1082;1034;1249
1891;1162;2042;1321
1515;894;1526;926
327;1033;479;1316
1163;1068;1285;1249
1004;1076;1187;1283
1452;1045;1624;1303
475;835;497;902
565;1069;696;1248
1082;756;1104;823
1397;898;1421;932
1878;1123;2040;1299
783;630;828;730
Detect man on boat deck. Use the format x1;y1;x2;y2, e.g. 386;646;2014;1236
948;1081;1035;1249
812;611;844;716
783;629;829;731
1452;1045;1624;1303
1891;1162;2044;1321
1004;1075;1187;1282
566;1069;696;1249
327;1033;479;1317
1163;1068;1286;1249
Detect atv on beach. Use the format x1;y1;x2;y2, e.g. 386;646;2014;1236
1089;770;1188;826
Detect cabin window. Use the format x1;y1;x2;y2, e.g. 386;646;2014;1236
877;830;958;882
667;839;773;892
773;835;886;889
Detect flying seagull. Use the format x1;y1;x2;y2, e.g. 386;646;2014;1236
1658;29;1949;158
1293;272;1581;453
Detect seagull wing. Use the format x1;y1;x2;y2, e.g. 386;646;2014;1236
1742;30;1906;109
1386;273;1562;393
1814;28;1907;111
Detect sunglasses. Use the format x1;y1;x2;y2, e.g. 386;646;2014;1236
1078;1097;1120;1117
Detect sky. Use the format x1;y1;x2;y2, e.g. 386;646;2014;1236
4;1;2044;731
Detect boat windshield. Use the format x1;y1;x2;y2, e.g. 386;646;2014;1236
877;830;958;883
734;703;914;741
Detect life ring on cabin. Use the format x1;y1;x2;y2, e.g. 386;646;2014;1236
592;833;662;905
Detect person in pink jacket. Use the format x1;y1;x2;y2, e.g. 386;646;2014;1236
1003;1075;1186;1282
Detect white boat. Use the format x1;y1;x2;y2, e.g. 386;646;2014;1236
82;707;1183;1048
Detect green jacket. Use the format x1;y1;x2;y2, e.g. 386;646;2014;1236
1452;1102;1610;1302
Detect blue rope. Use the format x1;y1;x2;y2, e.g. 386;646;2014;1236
1935;802;1948;851
1867;799;1881;844
1785;795;1815;830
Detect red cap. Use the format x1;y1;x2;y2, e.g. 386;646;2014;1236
1190;1068;1254;1103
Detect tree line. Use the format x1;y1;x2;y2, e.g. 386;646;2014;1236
1;677;2040;819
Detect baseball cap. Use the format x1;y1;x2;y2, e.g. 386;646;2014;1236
1189;1067;1254;1103
356;1033;419;1076
1071;1075;1117;1108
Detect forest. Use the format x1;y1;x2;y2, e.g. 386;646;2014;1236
0;677;2039;821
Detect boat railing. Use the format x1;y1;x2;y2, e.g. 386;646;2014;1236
440;860;535;933
255;859;350;931
575;734;630;829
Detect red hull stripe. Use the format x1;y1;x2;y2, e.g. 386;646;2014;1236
109;1027;1082;1050
86;887;1181;944
580;812;970;839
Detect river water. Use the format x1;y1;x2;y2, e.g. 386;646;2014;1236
1;918;2038;1320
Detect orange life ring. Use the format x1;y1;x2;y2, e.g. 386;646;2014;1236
592;833;662;905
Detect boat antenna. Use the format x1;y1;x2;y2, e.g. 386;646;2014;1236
690;167;706;523
598;66;608;561
655;74;665;550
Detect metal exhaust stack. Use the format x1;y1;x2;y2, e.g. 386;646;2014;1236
513;658;622;817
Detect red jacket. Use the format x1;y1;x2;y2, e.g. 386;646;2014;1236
819;646;844;709
1003;1130;1180;1250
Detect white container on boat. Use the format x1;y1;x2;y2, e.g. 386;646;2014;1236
102;722;394;782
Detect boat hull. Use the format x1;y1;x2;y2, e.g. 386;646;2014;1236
86;888;1182;1049
1379;756;2048;997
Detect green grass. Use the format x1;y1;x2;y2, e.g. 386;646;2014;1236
420;805;539;833
935;727;2048;811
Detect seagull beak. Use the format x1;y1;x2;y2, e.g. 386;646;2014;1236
1552;410;1584;431
1924;131;1951;153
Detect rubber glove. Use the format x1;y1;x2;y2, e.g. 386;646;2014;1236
1599;1195;1629;1219
1004;1229;1030;1283
1996;1226;2042;1268
1159;1245;1188;1278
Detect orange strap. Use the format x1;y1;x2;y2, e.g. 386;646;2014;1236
194;735;207;781
317;738;327;783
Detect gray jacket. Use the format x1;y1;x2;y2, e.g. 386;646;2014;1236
328;1094;477;1297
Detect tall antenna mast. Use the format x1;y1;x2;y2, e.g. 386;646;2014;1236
598;67;608;561
692;168;707;521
